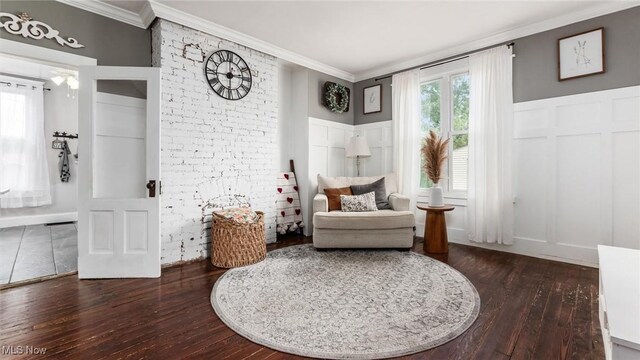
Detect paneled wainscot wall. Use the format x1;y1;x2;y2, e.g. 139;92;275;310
151;20;278;264
305;118;393;234
422;86;640;266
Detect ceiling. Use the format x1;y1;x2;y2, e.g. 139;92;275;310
96;1;635;81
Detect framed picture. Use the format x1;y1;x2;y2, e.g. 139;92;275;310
363;84;382;114
558;27;605;81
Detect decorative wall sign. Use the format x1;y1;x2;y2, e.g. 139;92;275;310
558;27;604;81
323;81;350;113
0;12;84;49
363;84;382;114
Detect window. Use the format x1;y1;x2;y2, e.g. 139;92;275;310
419;70;470;193
0;76;51;208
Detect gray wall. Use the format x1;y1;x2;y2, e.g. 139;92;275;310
354;6;640;124
513;6;640;102
0;1;151;66
354;76;392;124
308;69;354;125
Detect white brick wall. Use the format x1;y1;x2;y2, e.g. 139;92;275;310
151;20;278;264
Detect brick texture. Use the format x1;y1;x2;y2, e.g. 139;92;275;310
151;20;278;264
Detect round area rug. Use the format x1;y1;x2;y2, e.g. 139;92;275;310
211;245;480;359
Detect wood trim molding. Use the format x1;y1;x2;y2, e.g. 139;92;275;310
0;38;97;67
55;0;147;29
353;2;639;81
147;1;355;82
53;1;637;84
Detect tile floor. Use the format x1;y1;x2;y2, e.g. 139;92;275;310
0;223;78;285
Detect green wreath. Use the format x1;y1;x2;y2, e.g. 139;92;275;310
324;83;349;113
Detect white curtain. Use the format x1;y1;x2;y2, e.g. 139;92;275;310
392;69;421;215
0;75;51;208
467;46;514;244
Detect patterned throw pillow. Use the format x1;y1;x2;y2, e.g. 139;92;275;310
340;192;378;212
214;207;259;223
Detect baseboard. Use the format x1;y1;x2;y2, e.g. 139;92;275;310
0;212;78;228
417;224;599;268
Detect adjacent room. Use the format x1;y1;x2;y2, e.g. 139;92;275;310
0;1;638;359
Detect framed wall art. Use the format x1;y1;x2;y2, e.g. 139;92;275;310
558;27;605;81
363;84;382;114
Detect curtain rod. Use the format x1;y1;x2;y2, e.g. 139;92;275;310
0;80;51;91
374;42;514;82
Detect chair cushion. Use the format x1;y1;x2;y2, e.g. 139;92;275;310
324;187;353;211
350;177;392;210
214;207;258;224
313;210;415;230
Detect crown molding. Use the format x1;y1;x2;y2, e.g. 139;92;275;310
147;1;355;82
353;2;640;82
53;1;637;84
55;0;147;29
139;1;156;29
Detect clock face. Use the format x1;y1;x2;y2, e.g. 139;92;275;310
204;50;252;100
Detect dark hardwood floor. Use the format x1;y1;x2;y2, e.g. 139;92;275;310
0;237;604;359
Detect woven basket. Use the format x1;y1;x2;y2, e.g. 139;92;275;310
211;210;266;268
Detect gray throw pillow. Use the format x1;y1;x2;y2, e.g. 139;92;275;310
350;177;392;210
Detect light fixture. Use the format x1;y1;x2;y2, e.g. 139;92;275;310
51;76;65;86
66;76;79;90
346;135;371;177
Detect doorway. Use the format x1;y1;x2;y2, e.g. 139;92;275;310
1;41;162;283
0;55;80;286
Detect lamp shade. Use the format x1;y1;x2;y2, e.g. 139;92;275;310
346;136;371;158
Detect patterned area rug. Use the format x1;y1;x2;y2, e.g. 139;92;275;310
211;245;480;359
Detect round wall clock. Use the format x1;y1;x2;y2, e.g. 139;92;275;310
204;50;252;100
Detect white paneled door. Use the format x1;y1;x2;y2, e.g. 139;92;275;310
77;67;161;278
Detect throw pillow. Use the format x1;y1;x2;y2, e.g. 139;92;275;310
350;177;392;210
340;192;378;212
213;207;258;224
324;187;353;211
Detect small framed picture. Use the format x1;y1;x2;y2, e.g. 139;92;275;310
558;27;605;81
363;84;382;114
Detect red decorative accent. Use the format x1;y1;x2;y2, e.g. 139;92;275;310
281;211;285;217
295;209;301;215
287;197;293;204
277;188;282;193
284;174;290;180
293;186;298;191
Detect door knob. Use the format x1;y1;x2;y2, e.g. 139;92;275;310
146;180;156;198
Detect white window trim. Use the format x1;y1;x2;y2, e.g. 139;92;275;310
419;58;469;199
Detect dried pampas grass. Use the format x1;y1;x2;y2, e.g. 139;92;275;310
421;130;449;184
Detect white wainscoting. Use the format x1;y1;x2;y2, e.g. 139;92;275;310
308;118;394;182
306;118;394;233
306;118;354;234
423;86;639;267
309;117;355;182
354;121;393;177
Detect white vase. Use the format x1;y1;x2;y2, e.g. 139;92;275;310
430;182;444;207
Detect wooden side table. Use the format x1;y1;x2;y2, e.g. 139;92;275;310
417;205;455;254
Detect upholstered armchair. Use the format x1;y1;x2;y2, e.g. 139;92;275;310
312;174;415;249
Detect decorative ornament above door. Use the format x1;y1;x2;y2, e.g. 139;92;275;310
0;12;84;49
323;82;350;113
204;49;252;101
